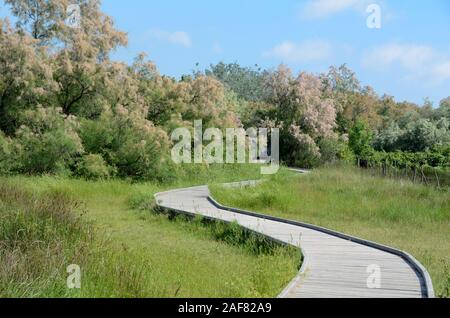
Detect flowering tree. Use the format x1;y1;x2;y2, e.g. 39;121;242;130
5;0;128;117
4;0;66;43
262;65;337;167
0;19;55;134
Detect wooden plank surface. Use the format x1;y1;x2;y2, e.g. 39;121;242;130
155;185;430;298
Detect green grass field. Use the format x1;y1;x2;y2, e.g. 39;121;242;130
210;166;450;298
0;165;299;298
2;164;448;298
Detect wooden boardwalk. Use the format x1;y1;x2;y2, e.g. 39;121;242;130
155;182;434;298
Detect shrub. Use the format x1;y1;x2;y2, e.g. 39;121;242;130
80;106;171;181
15;107;83;175
349;121;373;159
369;147;450;170
78;117;114;161
373;123;402;152
76;154;111;180
285;126;321;168
113;137;162;180
338;141;356;164
318;138;341;165
0;132;13;174
399;119;448;152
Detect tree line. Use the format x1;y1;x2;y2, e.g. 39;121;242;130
0;0;449;182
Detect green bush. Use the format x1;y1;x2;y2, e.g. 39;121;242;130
373;123;402;152
399;119;449;152
318;138;341;165
349;121;373;159
368;147;449;170
15;108;83;175
0;132;13;174
337;139;356;164
76;154;112;180
78;117;114;162
280;131;321;168
79;106;171;181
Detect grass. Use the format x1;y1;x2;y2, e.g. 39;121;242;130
0;164;299;298
0;183;92;297
210;165;450;298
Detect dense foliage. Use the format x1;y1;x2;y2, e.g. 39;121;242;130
0;0;449;180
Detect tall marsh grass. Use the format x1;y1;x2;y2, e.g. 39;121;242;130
0;180;156;298
0;182;90;297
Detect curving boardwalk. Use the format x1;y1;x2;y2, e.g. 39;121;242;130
155;180;434;298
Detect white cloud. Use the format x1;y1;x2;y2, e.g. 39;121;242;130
264;40;332;63
433;61;450;81
149;29;192;48
363;43;450;84
301;0;369;19
363;43;434;70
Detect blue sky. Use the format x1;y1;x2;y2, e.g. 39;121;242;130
2;1;450;105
